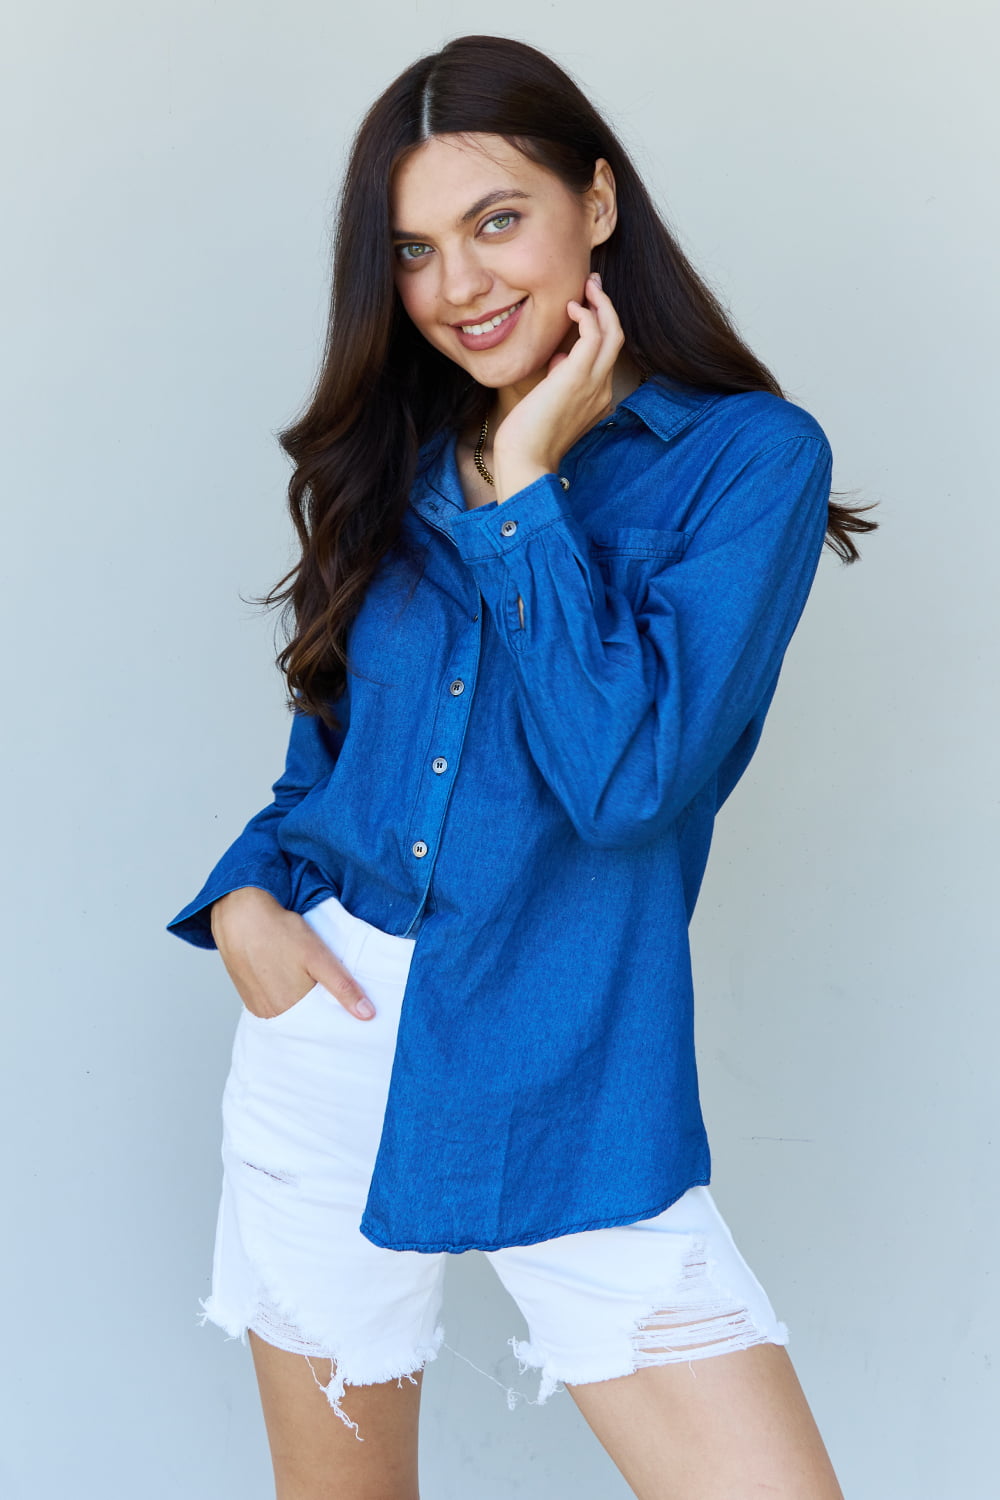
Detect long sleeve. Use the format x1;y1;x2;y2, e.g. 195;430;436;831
448;433;832;849
166;706;344;949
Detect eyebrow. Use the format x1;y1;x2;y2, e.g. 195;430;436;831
391;188;532;241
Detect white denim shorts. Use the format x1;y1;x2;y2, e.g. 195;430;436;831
200;894;789;1438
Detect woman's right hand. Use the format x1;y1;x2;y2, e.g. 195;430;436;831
209;886;375;1021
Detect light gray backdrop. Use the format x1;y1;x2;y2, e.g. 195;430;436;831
2;2;996;1496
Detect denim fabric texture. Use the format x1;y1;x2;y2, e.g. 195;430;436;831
167;375;833;1253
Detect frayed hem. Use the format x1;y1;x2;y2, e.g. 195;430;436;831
509;1337;565;1406
197;1292;445;1441
506;1232;791;1402
512;1326;791;1404
197;1294;249;1344
510;1320;792;1401
300;1324;445;1441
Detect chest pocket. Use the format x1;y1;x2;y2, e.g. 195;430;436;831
588;526;689;561
587;526;689;605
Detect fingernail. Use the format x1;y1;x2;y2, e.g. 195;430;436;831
590;271;602;286
355;998;375;1019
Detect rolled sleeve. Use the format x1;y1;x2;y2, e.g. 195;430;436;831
165;846;295;951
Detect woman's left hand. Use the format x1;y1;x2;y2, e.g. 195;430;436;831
491;273;625;503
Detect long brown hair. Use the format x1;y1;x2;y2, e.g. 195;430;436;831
265;34;876;726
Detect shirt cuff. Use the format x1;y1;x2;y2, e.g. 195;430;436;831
165;859;291;950
448;473;574;564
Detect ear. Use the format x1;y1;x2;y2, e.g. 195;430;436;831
586;157;618;248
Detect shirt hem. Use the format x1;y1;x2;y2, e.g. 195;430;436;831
357;1178;713;1254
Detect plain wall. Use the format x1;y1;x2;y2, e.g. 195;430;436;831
2;2;996;1495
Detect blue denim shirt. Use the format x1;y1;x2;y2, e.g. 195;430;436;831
168;376;832;1253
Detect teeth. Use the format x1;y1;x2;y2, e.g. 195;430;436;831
460;300;523;336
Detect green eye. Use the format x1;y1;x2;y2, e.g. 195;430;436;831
484;212;517;233
397;243;431;263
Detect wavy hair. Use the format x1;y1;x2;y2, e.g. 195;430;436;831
264;34;876;726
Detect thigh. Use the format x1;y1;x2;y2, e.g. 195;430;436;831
249;1330;423;1500
565;1340;843;1500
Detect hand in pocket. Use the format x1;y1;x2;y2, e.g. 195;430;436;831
210;887;375;1021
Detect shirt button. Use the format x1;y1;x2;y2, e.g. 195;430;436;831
472;613;479;621
412;840;428;858
449;678;465;695
432;757;448;774
559;476;570;490
500;518;517;537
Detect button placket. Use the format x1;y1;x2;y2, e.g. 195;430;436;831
404;604;485;916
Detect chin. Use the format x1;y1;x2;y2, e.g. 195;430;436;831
472;338;569;389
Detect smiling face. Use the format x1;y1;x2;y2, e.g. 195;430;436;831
390;133;616;398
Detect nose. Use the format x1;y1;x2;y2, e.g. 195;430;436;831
437;246;493;316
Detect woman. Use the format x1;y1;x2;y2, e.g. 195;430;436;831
169;33;871;1500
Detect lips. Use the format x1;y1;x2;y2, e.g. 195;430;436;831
451;297;526;333
451;297;527;353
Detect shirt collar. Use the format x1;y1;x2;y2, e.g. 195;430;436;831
411;375;724;523
613;374;725;441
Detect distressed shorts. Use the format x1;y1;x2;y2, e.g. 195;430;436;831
200;894;790;1438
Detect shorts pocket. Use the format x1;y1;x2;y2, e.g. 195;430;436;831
240;981;326;1031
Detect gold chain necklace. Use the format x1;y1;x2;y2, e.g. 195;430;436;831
473;375;647;490
474;414;494;487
